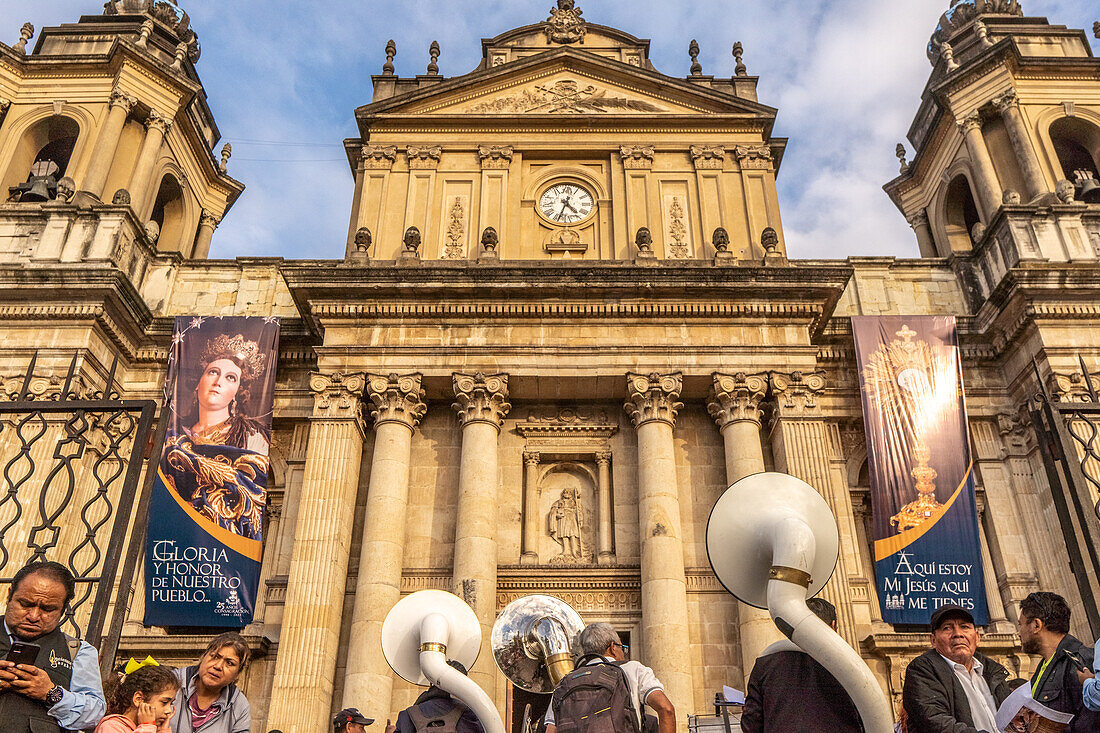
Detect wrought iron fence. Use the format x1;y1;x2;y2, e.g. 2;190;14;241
0;351;163;673
1031;357;1100;636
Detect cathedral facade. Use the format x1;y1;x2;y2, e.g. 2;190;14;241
1;2;1099;732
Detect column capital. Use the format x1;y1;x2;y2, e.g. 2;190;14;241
708;372;767;429
991;88;1019;114
109;89;137;113
522;450;540;466
769;370;826;419
619;145;655;170
452;372;511;429
594;450;612;466
309;371;366;422
906;210;928;229
145;109;173;134
366;372;427;430
361;144;397;170
407;145;442;170
199;209;221;229
690;145;725;170
955;111;982;135
478;145;514;169
624;372;683;428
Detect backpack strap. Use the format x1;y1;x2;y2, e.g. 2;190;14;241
408;702;466;731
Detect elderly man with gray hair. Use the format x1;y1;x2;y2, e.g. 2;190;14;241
544;622;675;733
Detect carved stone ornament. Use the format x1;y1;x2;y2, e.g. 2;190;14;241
362;144;397;170
108;89;137;113
104;0;201;62
354;226;372;253
406;145;442;170
112;189;132;206
309;371;366;421
991;88;1019;114
382;39;396;75
443;198;466;259
13;22;34;55
547;482;589;564
366;372;427;429
480;226;499;253
545;228;585;254
145;109;172;135
478;145;514;169
906;211;929;230
666;197;690;259
928;1;1022;64
1048;370;1098;403
1003;189;1021;205
734;145;773;170
769;370;827;418
634;226;653;253
55;177;75;203
619;145;655;170
689;39;703;76
956;111;983;135
402;226;422;254
1055;179;1076;204
732;41;747;76
896;143;909;174
761;227;779;253
218;142;232;174
466;79;664;114
452;372;511;429
144;219;160;243
712;227;730;253
545;0;586;44
690;145;725;170
427;40;440;76
708;372;768;429
199;209;220;230
625;372;683;428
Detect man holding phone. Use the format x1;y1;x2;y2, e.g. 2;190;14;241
1;560;106;733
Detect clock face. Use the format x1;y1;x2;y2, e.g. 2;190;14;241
539;183;595;225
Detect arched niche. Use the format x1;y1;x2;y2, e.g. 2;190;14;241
1049;117;1100;184
939;173;982;254
148;172;187;251
537;461;597;565
2;115;80;196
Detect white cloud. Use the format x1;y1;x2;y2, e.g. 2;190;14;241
1;0;1095;260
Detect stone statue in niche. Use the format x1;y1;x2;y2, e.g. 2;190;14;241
548;484;584;563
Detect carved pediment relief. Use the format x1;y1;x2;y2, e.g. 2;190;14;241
465;78;665;114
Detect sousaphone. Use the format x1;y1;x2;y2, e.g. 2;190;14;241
490;594;585;694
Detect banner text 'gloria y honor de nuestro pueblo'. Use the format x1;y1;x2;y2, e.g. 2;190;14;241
145;316;280;627
853;315;988;625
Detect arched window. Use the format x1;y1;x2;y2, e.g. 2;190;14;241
2;116;80;198
1049;117;1100;201
149;173;185;251
941;174;982;253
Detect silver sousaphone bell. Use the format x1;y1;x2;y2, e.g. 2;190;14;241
490;594;585;694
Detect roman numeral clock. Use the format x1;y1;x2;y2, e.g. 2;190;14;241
538;182;595;225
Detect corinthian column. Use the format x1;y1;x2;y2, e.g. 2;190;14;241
268;373;367;733
521;451;540;564
956;112;1002;217
624;372;693;719
595;450;614;564
451;372;511;699
343;373;427;716
84;89;134;198
129;110;172;215
767;371;859;648
992;89;1047;200
706;372;781;677
192;210;219;259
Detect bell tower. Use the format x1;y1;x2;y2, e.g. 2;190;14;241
0;0;242;260
884;0;1100;305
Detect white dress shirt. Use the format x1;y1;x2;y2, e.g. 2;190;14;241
938;652;999;733
544;656;665;730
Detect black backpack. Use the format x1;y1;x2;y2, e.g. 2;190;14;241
550;658;639;733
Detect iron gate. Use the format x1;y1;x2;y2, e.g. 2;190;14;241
0;351;164;674
1030;357;1100;636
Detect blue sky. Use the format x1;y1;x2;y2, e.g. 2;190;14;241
4;1;1096;260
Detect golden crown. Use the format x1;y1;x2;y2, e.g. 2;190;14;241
198;333;266;382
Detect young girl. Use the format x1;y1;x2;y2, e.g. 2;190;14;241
98;664;181;733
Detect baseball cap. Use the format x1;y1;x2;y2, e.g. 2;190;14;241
333;708;374;729
930;603;975;630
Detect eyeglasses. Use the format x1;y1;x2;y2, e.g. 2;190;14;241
612;641;629;656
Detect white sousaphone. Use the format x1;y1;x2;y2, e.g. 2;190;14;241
490;594;586;694
706;472;894;733
382;590;506;733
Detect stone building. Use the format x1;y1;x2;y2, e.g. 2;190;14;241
0;1;1099;732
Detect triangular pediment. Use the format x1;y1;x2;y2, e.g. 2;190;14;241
359;48;774;120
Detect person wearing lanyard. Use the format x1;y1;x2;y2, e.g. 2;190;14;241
1017;592;1099;732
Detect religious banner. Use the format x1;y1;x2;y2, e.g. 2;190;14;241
145;316;279;627
852;316;988;625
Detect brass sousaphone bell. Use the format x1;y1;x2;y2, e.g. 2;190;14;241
491;594;585;694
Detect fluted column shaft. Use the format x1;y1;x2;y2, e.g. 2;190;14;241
625;372;692;721
129;110;171;215
84;90;134;198
596;450;614;564
192;211;219;259
993;89;1047;199
707;373;779;679
343;374;427;716
268;373;367;733
521;451;540;564
451;372;511;699
956;112;1002;217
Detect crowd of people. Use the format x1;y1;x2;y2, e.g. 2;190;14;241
2;558;1099;733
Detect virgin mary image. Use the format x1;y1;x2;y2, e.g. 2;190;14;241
160;318;278;541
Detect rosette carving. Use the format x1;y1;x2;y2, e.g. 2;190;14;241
452;372;511;429
367;372;427;429
624;372;683;428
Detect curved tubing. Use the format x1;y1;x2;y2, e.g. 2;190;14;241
768;519;895;733
420;613;506;733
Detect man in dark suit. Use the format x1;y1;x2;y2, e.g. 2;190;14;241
903;604;1015;733
741;597;863;733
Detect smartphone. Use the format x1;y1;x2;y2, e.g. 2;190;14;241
4;641;40;666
